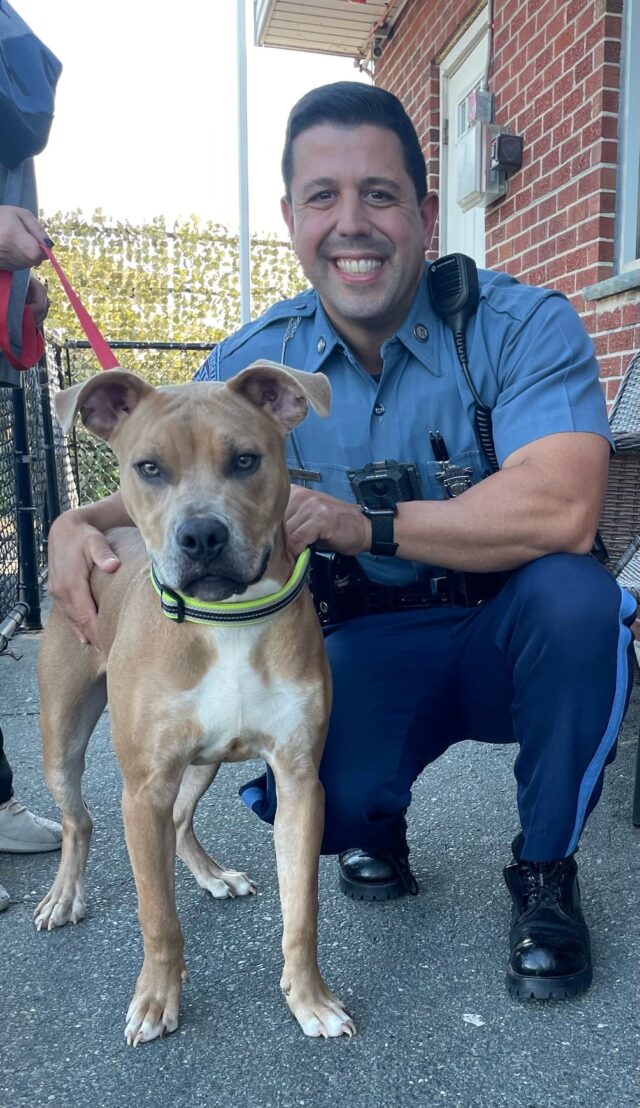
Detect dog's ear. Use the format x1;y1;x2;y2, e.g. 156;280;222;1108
227;360;331;431
54;370;154;440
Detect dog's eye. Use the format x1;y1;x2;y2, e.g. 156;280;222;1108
233;453;261;474
135;460;162;480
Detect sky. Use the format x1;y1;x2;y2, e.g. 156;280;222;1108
17;0;370;235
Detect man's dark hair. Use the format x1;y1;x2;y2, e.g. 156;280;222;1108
281;81;427;202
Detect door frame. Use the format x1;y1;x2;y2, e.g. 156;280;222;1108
439;6;490;257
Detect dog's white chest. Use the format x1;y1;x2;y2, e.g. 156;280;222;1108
188;624;309;759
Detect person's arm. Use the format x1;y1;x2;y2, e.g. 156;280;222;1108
47;491;134;644
284;431;610;570
0;205;47;269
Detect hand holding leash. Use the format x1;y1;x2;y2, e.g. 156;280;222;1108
0;205;48;269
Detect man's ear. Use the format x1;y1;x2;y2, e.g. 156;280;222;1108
227;360;331;431
54;370;154;440
280;196;294;240
420;192;439;251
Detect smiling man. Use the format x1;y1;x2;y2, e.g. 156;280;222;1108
279;121;438;371
48;82;636;1002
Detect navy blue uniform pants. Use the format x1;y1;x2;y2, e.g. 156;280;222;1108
0;726;13;804
240;554;637;862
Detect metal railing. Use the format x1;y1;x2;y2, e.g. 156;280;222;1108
0;347;76;643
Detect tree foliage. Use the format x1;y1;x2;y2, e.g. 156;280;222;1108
42;210;307;385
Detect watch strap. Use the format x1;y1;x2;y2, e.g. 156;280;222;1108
362;508;398;556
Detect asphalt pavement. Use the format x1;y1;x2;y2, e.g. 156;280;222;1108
1;621;638;1108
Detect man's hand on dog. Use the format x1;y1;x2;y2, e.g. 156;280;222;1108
48;514;120;645
285;485;372;557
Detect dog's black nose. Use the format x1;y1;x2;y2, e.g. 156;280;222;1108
176;516;230;563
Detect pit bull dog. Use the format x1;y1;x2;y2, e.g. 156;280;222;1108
34;361;355;1045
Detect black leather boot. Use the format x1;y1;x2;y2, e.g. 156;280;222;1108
338;818;419;901
503;838;592;1000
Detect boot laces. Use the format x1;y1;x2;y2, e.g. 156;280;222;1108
519;861;567;909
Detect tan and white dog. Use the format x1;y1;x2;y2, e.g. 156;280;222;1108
35;361;355;1044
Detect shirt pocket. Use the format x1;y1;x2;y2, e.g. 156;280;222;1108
422;448;485;500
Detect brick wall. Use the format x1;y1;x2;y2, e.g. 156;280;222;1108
375;0;640;404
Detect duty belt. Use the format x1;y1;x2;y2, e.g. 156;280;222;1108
359;575;452;613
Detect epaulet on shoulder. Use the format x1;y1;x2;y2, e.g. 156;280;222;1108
477;267;558;323
220;289;316;357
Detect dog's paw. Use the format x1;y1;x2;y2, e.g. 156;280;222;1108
34;882;86;930
283;980;356;1039
196;868;256;899
124;965;187;1047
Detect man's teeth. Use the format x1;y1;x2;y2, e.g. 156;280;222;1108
335;258;382;275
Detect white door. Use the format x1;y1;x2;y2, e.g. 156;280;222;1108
440;12;489;264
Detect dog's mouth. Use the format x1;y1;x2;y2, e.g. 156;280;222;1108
178;547;271;602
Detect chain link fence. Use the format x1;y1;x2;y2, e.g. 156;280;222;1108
55;340;214;503
0;340;213;649
0;346;77;644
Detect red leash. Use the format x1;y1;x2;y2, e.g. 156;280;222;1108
0;240;119;372
39;241;120;369
0;266;45;370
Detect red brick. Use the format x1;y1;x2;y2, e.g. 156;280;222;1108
555;274;578;297
532;131;553;160
556;181;580;209
603;12;623;38
544;8;567;46
553;118;573;145
571;151;593;176
603;38;621;63
560;134;581;161
538;194;557;221
548;210;569;237
599;353;625;378
608;327;637;352
574;103;595;132
594;307;624;330
593;334;608;357
599;190;617;213
599;139;618;165
525;116;544;145
601;63;621;88
574;51;594;83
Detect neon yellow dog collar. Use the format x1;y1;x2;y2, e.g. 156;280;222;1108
150;547;311;626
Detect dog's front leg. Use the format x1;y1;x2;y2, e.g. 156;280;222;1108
271;754;355;1039
121;770;187;1046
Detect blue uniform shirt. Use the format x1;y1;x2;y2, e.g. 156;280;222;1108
195;265;612;586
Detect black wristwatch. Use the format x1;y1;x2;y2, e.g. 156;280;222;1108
361;506;398;556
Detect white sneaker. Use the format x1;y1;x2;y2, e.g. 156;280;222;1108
0;797;62;853
0;882;10;911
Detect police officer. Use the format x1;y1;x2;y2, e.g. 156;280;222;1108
48;83;636;1001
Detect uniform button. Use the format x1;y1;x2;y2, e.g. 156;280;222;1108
316;337;326;354
373;401;385;416
414;323;428;342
